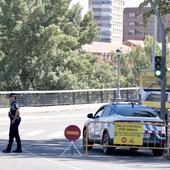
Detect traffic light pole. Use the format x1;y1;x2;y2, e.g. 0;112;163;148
161;27;167;120
149;0;169;159
149;0;167;120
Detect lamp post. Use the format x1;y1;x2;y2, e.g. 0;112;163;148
116;49;122;99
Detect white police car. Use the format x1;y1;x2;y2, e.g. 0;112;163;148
82;102;166;156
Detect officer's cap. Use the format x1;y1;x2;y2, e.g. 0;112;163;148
8;93;16;98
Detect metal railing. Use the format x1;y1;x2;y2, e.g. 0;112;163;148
0;87;140;107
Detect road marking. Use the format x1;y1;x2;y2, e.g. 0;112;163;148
46;131;64;139
24;149;83;170
0;114;83;125
23;130;45;137
0;129;24;137
0;130;9;136
0;129;66;140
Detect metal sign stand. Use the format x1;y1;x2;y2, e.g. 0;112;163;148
60;141;82;157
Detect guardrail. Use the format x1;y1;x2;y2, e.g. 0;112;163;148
0;87;140;107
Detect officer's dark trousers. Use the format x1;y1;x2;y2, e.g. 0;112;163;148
7;118;21;150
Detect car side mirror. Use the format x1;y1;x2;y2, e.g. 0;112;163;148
87;113;93;119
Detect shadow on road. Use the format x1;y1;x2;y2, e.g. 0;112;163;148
0;138;169;165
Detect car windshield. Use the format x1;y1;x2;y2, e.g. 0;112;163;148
114;105;157;117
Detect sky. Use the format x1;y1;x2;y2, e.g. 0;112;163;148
71;0;145;15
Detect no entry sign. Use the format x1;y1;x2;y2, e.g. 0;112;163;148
64;125;81;141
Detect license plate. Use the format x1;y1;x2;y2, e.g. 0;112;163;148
143;134;150;138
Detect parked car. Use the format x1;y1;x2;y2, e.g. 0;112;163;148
82;102;166;156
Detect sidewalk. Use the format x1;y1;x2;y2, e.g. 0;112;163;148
0;103;105;114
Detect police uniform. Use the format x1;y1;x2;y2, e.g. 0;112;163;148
2;95;22;153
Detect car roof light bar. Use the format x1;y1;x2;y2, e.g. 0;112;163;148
110;98;141;105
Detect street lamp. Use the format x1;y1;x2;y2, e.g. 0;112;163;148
116;49;122;99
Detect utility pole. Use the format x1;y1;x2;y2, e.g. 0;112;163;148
148;0;170;159
149;0;167;120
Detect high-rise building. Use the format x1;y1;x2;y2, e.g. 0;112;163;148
123;7;170;42
89;0;125;43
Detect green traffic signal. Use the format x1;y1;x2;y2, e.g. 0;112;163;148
155;70;161;76
154;56;162;79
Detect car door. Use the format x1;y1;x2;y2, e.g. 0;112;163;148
99;105;112;139
94;105;112;140
88;106;105;140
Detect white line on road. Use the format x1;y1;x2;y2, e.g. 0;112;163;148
0;130;9;136
46;131;64;139
0;114;84;125
22;130;45;137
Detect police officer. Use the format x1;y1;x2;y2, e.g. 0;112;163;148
2;93;22;153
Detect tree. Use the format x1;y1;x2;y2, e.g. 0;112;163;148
140;0;170;33
0;0;98;90
111;35;170;87
140;0;170;16
112;36;158;87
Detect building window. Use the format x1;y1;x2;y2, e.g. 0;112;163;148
93;8;102;12
100;38;111;43
135;21;143;26
135;30;144;35
92;1;112;5
128;30;135;35
101;1;112;5
129;22;135;26
129;12;136;18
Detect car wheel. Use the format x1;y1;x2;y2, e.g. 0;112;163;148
152;149;164;156
102;131;114;154
130;148;139;152
82;129;93;150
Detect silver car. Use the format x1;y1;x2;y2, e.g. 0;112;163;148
82;102;166;156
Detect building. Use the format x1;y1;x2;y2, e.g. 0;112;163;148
89;0;125;43
123;7;154;42
123;7;170;42
82;41;131;60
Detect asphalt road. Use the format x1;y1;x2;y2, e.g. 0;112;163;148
0;104;169;170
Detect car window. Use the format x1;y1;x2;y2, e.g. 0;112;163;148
112;105;157;117
101;106;112;117
94;106;104;118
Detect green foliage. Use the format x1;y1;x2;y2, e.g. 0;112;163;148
0;0;117;90
1;1;169;91
140;0;170;16
140;0;170;33
111;36;169;87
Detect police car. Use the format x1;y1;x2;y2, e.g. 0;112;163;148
82;101;166;156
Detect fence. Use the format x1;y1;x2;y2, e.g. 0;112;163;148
0;87;140;107
84;121;168;156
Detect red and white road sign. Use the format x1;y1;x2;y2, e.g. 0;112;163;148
64;125;81;141
121;137;127;143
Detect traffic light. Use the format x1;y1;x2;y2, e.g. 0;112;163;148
154;56;162;79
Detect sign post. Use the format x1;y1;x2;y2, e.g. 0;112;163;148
60;125;82;156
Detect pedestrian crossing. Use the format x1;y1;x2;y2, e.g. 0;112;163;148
0;129;68;140
46;131;64;139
